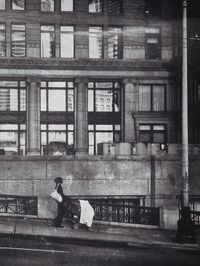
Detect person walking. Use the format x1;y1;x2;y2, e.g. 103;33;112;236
52;176;66;228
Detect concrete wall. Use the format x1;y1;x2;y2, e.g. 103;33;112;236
0;155;200;229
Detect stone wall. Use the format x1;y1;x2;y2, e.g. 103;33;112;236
0;155;200;229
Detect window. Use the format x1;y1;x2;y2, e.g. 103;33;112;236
41;25;55;58
89;0;102;13
88;81;121;154
0;0;5;10
139;84;166;111
144;0;161;16
11;0;25;10
0;24;6;57
145;28;161;59
139;124;166;144
61;0;73;11
108;27;122;59
89;27;103;58
108;0;122;13
41;0;54;11
40;81;74;155
60;26;74;58
0;81;26;156
11;24;26;57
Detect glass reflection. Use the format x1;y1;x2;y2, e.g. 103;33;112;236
0;89;18;111
89;0;102;13
0;0;5;9
108;27;121;59
89;27;102;58
60;26;74;58
11;0;25;10
11;24;26;57
0;24;6;57
95;90;112;112
0;131;18;155
61;0;73;11
49;90;66;111
41;26;55;58
41;0;54;11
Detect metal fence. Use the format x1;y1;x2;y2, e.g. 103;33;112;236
0;195;37;216
190;210;200;228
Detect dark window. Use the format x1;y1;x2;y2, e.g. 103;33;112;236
88;81;121;154
41;0;55;11
0;24;6;57
11;24;26;57
145;28;161;59
144;0;161;16
11;0;25;10
108;0;122;13
139;124;166;144
89;0;102;13
108;27;122;59
0;0;5;10
41;25;55;58
139;84;166;111
89;27;103;58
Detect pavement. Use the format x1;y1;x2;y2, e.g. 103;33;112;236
0;216;199;251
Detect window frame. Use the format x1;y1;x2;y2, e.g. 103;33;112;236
60;25;74;58
89;0;103;13
40;0;55;12
139;124;166;144
144;0;161;16
145;29;161;60
40;24;55;58
108;0;123;14
60;0;74;12
139;84;167;112
0;23;6;57
0;0;5;10
89;26;103;59
107;26;122;59
11;23;26;57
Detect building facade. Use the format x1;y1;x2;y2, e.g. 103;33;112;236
0;0;199;229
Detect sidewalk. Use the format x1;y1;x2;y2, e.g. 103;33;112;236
0;216;199;251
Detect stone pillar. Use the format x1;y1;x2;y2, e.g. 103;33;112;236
75;78;89;155
26;78;40;155
123;78;139;143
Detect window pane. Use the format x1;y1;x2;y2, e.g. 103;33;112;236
139;132;151;143
41;89;46;111
0;131;18;155
20;89;26;111
68;89;74;111
11;0;25;10
0;0;5;9
0;124;18;130
88;90;94;111
108;0;122;13
108;27;121;59
0;24;6;57
153;85;165;111
96;132;113;150
89;0;102;13
41;0;54;11
41;29;55;58
61;0;73;11
48;81;66;87
114;90;120;111
153;132;164;143
0;89;18;111
11;24;26;57
139;85;151;111
89;27;102;58
48;132;66;155
49;90;66;111
60;26;74;58
96;125;113;130
96;90;113;112
49;124;66;130
20;132;25;155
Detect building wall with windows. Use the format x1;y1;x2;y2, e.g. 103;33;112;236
0;0;199;228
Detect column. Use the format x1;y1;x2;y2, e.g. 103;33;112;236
26;78;40;155
123;78;139;143
75;78;89;155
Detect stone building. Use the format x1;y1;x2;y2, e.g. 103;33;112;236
0;0;199;229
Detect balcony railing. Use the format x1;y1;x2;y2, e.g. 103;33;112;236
0;195;37;216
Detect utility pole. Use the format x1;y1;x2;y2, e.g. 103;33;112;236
181;0;189;208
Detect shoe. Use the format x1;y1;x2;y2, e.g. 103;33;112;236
72;223;79;230
87;227;93;232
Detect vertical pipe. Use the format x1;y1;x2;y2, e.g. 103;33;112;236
182;0;189;207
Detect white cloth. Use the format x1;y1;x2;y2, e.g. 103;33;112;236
79;200;94;227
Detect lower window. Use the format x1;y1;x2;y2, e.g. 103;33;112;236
139;124;166;143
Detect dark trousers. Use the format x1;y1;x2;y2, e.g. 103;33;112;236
54;202;66;226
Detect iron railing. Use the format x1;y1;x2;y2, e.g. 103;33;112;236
0;195;37;216
190;210;200;228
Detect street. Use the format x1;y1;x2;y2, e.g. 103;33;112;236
0;236;199;266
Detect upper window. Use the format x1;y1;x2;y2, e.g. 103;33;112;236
11;24;26;57
144;0;161;16
60;26;74;58
0;24;6;57
145;28;161;60
11;0;25;10
108;0;122;13
61;0;73;11
41;0;55;11
89;27;103;58
0;0;5;10
139;124;166;144
108;27;122;59
139;84;166;112
89;0;102;13
41;25;55;58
